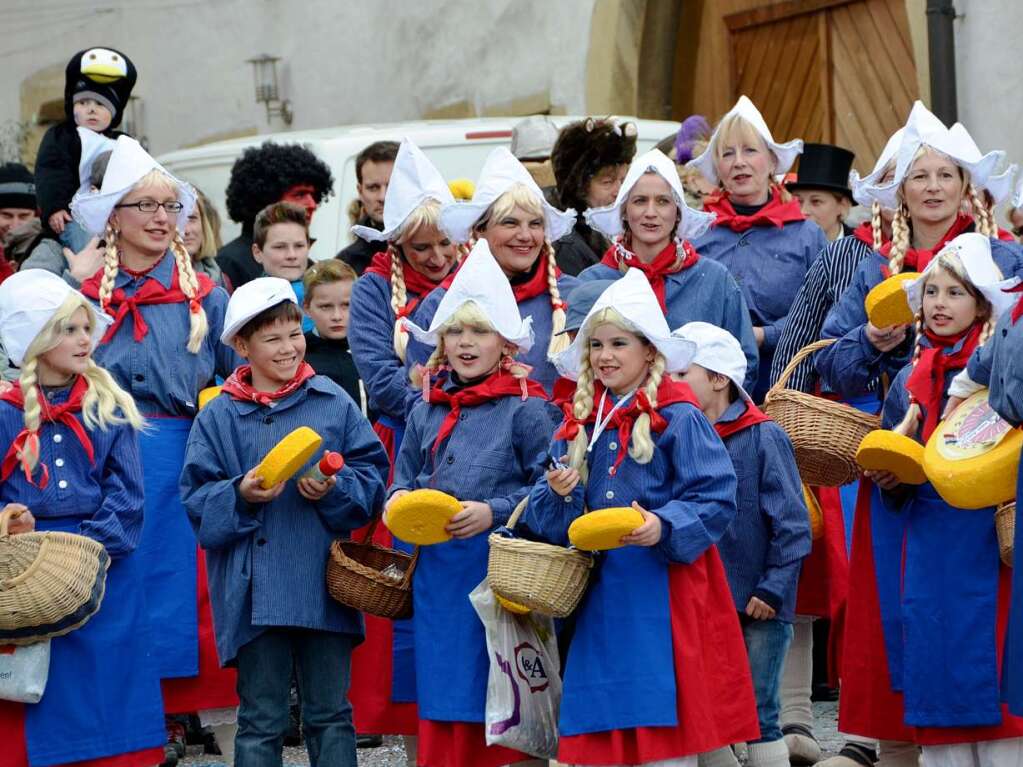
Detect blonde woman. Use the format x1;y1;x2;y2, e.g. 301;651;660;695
69;136;240;741
183;187;226;288
0;270;164;767
407;146;578;394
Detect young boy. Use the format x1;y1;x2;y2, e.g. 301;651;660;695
302;259;367;413
674;321;812;767
180;277;389;765
251;201;314;330
35;47;136;250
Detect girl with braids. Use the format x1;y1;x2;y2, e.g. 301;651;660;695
521;270;759;767
841;233;1023;766
68;136;239;744
816;102;1023;400
0;270;165;767
576;148;759;391
687;96;830;402
407;146;578;394
386;239;560;767
347;139;460;752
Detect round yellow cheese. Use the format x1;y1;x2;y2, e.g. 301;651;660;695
385;489;461;545
253;426;323;489
923;389;1022;509
856;429;928;485
803;484;823;541
198;385;222;410
864;272;921;329
568;507;644;551
495;593;532;615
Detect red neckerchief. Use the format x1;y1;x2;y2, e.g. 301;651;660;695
997;228;1016;243
0;377;94;488
905;322;983;441
713;400;771;440
599;239;699;311
221;362;316;406
1006;282;1023;325
852;221;878;248
362;250;447;320
878;213;973;276
80;260;215;344
554;378;700;474
426;370;548;456
703;188;805;233
442;247;560;305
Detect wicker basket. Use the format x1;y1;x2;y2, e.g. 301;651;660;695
996;502;1015;568
487;497;592;618
763;339;881;487
326;518;417;619
0;507;110;645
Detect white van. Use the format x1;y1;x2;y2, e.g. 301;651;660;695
158;117;680;261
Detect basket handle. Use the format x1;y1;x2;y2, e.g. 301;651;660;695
399;546;420;587
505;496;530;531
0;506;26;537
764;339;836;402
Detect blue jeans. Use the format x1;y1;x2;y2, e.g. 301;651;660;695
743;618;793;743
59;220;91;254
235;628;357;767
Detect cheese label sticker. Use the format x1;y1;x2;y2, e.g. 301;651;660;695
937;391;1012;461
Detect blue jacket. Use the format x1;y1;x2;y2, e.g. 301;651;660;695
405;273;579;396
816;239;1023;397
577;258;759;392
694;219;828;398
348;270;424;421
89;252;241;417
713;400;810;622
179;375;388;665
968;309;1023;427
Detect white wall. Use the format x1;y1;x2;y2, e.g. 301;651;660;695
1;0;596;155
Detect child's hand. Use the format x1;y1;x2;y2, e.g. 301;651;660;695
0;380;12;396
620;501;662;547
49;210;72;234
297;475;335;502
238;468;285;504
864;469;901;491
865;322;908;353
546;455;580;497
446;501;493;539
65;237;106;283
2;503;35;534
745;596;776;620
383;490;410;526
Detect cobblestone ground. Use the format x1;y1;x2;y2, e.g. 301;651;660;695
181;701;843;766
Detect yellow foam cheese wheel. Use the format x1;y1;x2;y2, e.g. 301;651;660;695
864;272;921;329
856;429;928;485
568;506;645;551
253;426;323;489
386;489;461;545
198;386;222;410
495;593;532;615
802;484;824;541
923;389;1022;509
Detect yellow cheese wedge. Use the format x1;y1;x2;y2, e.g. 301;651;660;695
864;272;921;328
253;426;323;489
385;489;461;545
856;429;928;485
568;507;644;551
495;593;532;615
923;389;1022;509
198;385;222;410
802;484;824;541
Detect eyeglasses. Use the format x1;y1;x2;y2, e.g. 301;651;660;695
114;200;185;214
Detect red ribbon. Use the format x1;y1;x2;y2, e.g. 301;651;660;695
600;239;700;311
703;188;805;233
905;323;983;441
221;362;317;406
0;377;95;488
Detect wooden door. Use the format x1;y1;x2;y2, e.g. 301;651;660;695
725;0;918;172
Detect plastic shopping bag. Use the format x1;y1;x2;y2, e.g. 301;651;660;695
0;641;50;703
469;581;561;759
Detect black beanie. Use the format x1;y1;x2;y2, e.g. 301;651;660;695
0;164;37;210
64;47;137;129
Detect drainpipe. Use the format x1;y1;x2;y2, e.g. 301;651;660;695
926;0;958;124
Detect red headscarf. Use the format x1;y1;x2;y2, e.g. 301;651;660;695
905;323;984;441
442;246;560;306
878;213;974;276
363;249;450;321
713;401;771;440
599;239;699;311
221;362;317;406
703;188;805;233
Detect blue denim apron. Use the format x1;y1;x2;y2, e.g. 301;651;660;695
1006;463;1023;716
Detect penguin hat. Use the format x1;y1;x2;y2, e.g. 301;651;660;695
64;47;137;129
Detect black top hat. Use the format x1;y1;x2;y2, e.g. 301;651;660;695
786;143;855;200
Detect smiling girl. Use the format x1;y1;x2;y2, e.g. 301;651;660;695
387;239;560;767
522;270;759;767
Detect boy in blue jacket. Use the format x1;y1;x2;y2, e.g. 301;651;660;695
180;277;388;766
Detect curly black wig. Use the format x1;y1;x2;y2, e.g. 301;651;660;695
551;118;637;213
224;142;335;226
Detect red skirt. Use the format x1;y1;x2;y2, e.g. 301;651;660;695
160;548;238;714
559;547;760;764
838;481;1023;744
417;720;530;767
795;485;848;619
0;702;163;767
